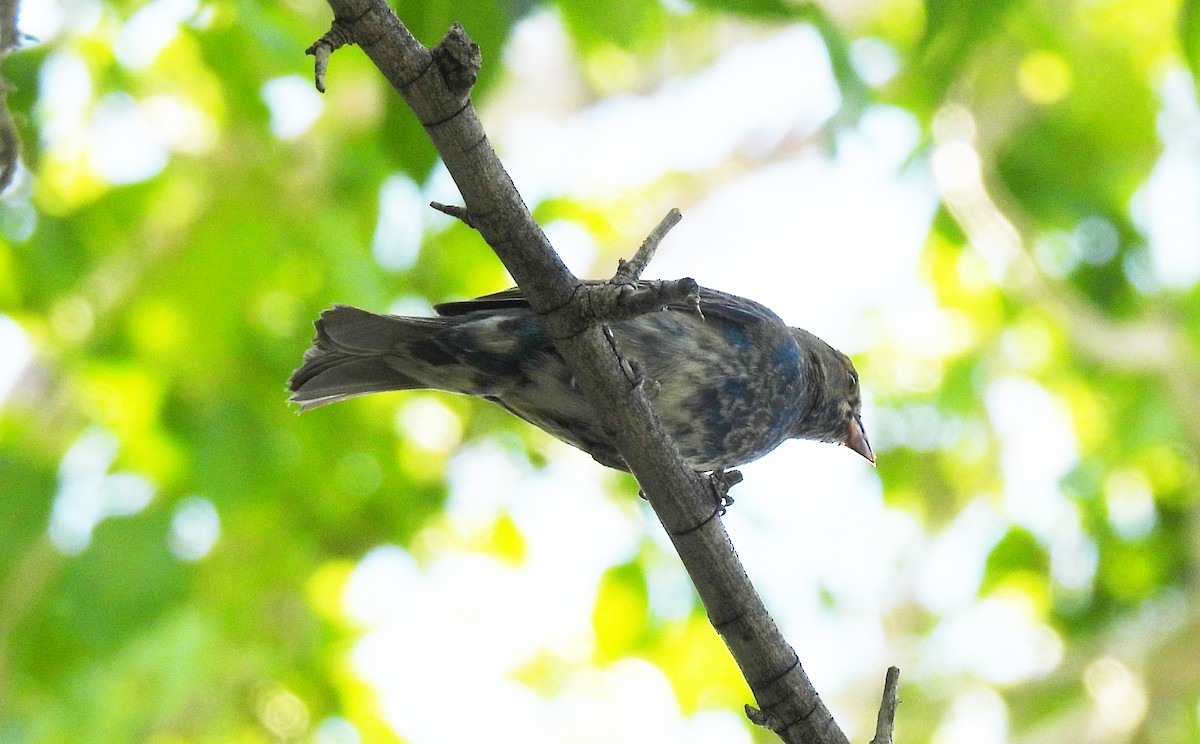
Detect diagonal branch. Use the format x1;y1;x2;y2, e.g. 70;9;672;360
309;3;874;742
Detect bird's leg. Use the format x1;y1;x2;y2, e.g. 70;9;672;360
624;356;660;398
603;326;660;397
708;467;743;515
603;325;639;386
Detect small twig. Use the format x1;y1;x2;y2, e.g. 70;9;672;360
870;667;901;744
541;214;698;340
614;207;683;283
610;209;701;320
579;210;696;329
306;22;355;93
430;200;476;228
745;703;782;731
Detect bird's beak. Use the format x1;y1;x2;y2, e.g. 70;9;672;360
844;416;875;465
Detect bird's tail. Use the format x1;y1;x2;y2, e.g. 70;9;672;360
287;305;449;411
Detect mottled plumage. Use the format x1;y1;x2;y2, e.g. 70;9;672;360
288;286;873;471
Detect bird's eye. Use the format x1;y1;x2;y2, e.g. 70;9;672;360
847;371;858;390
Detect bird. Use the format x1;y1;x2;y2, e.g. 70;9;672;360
288;285;873;472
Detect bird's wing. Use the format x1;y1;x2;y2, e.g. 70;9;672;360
433;287;529;316
435;284;780;326
664;287;780;327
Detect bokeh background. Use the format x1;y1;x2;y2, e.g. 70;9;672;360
2;0;1199;742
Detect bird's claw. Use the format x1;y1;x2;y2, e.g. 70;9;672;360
627;358;660;396
622;356;642;386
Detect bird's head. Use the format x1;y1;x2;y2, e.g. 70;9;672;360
791;329;875;465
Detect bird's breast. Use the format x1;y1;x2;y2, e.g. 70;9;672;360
612;311;807;469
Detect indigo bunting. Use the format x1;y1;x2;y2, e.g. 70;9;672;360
288;286;873;471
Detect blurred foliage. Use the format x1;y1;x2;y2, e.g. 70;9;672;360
1;0;1198;743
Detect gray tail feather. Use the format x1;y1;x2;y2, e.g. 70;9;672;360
288;305;444;411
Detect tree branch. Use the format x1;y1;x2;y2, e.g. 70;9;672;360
615;207;683;283
870;667;900;744
309;4;885;741
0;0;24;194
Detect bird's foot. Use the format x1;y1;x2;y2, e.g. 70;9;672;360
708;467;743;516
626;357;661;397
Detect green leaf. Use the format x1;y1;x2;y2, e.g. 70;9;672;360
592;561;649;661
691;0;795;18
1181;0;1200;99
982;527;1051;597
556;0;669;52
911;0;1019;104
